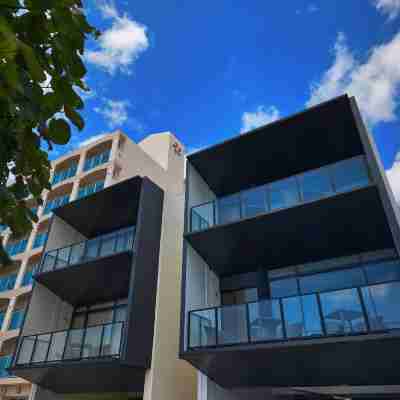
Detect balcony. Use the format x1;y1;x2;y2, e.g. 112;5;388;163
5;239;28;257
36;227;135;305
0;274;17;292
51;162;77;185
0;356;13;378
77;180;105;199
83;150;110;172
43;194;70;216
15;321;124;366
9;310;25;331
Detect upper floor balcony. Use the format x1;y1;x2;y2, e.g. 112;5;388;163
83;149;110;173
51;161;78;186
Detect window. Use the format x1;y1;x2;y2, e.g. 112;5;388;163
270;277;299;298
218;194;241;225
10;309;24;330
332;157;370;193
299;167;333;202
33;232;48;249
191;202;214;231
44;195;69;215
222;288;258;306
78;180;105;199
365;259;400;284
52;162;77;185
6;239;28;256
242;186;268;218
83;150;110;172
269;177;300;211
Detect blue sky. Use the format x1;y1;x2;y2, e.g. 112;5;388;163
56;0;400;177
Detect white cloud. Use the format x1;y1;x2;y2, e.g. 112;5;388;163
307;31;400;126
373;0;400;19
86;1;149;74
94;99;130;128
387;153;400;202
240;105;280;133
78;133;108;148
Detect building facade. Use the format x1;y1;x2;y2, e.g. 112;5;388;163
180;95;400;400
1;131;196;400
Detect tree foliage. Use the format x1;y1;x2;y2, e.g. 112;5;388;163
0;0;99;264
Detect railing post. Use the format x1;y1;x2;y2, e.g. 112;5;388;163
357;287;371;332
245;303;251;344
99;325;106;357
279;299;287;339
214;308;218;346
316;293;327;336
44;333;53;362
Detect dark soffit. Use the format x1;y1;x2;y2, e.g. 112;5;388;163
54;176;143;238
188;95;364;197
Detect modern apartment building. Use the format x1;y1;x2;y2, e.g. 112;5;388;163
1;131;196;400
180;95;400;400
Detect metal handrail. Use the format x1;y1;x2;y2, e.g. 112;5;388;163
37;226;135;275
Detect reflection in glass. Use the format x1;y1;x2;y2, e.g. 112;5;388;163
69;242;85;265
320;288;367;334
55;247;70;269
365;260;400;284
47;332;67;361
300;168;333;202
99;234;116;257
332;157;370;193
17;337;36;364
63;329;84;359
242;186;268;218
249;299;283;342
270;277;299;298
189;309;216;348
362;282;400;330
85;239;99;259
282;297;304;338
191;202;214;231
217;304;247;345
82;326;102;358
270;177;300;211
31;334;51;363
218;194;241;225
114;306;127;322
42;251;57;273
101;323;123;356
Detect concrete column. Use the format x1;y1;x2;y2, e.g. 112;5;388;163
104;137;120;187
70;152;87;200
2;297;16;332
14;258;29;290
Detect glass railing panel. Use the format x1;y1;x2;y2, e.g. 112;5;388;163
10;310;24;330
69;242;85;265
242;186;268;218
99;233;117;258
189;309;216;348
85;238;100;260
101;322;123;356
299;168;334;202
31;334;51;363
248;299;283;342
41;250;57;273
217;304;248;345
0;275;16;292
217;194;241;225
55;247;70;270
191;202;214;232
63;329;84;360
0;356;12;378
17;336;36;365
268;176;300;212
320;288;367;335
47;331;67;361
362;281;400;330
332;157;370;193
82;325;103;358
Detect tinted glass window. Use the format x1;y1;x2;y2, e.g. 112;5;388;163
299;267;366;294
270;277;299;298
218;194;241;224
270;177;300;211
300;168;333;202
332;157;370;193
222;288;258;305
365;260;400;284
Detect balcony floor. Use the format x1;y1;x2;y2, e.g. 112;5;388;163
35;251;133;306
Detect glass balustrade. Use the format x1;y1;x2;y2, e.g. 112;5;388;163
52;163;78;185
83;150;111;172
77;180;105;199
190;156;370;232
9;310;25;330
188;280;400;349
5;239;28;256
0;356;13;378
22;265;38;287
16;322;124;366
39;226;135;275
33;233;48;249
43;195;70;216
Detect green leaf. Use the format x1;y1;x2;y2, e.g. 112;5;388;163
48;118;71;144
64;105;84;130
19;42;46;83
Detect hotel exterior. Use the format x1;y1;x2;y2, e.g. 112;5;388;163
180;95;400;400
0;131;196;400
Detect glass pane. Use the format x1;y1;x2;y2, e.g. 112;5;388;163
320;288;367;335
191;202;214;231
300;168;333;202
47;331;67;361
332;157;369;193
87;309;113;326
55;247;70;269
189;309;216;348
31;334;51;363
99;234;116;257
69;242;85;265
63;329;84;359
114;306;127;322
17;337;35;364
242;186;267;218
249;299;283;342
300;295;323;337
362;282;400;331
282;297;305;338
101;323;123;356
217;304;248;345
270;278;299;298
84;239;100;259
270;177;300;211
218;195;241;225
365;260;400;284
299;267;366;295
82;326;102;358
42;251;57;273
